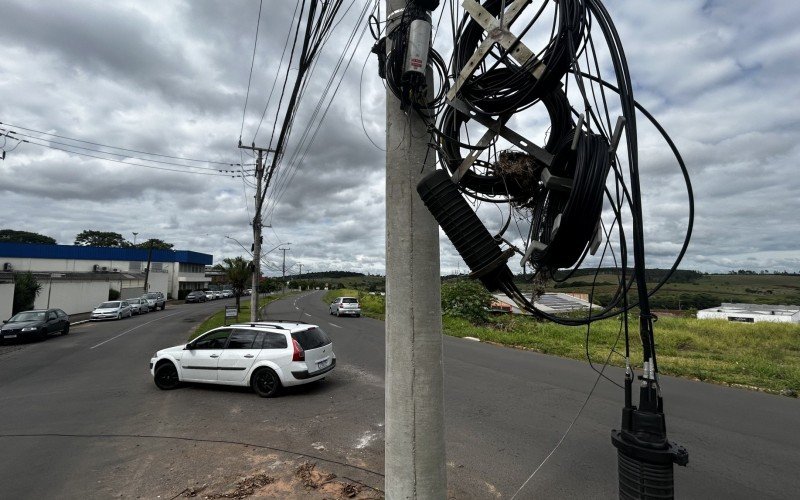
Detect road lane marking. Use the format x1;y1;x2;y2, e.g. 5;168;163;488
328;323;342;329
89;311;182;350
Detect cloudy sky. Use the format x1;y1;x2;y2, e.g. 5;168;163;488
1;0;798;276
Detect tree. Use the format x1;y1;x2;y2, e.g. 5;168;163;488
135;238;174;250
214;257;252;311
13;272;42;314
74;230;127;247
0;229;56;245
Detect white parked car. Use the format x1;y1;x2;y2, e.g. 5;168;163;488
204;290;215;300
329;297;361;317
150;322;335;397
222;290;233;298
91;301;132;321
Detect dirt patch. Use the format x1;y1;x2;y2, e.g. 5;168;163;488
175;461;383;499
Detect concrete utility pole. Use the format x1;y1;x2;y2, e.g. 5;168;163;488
281;247;289;294
384;1;446;497
238;142;276;323
143;240;154;292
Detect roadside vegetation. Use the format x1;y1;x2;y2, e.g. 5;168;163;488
324;281;800;395
190;294;287;340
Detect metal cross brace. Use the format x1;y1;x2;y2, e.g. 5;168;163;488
448;97;554;184
447;0;545;101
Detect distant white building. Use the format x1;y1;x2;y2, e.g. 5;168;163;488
697;303;800;324
492;292;594;315
0;242;213;316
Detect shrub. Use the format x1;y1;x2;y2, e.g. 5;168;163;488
441;279;493;324
13;272;42;314
108;289;121;300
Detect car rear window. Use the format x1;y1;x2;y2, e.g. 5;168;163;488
291;328;331;350
342;298;358;303
258;331;288;349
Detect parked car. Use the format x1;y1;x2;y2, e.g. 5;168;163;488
329;297;361;317
185;291;207;303
142;292;166;311
222;290;233;298
203;290;215;300
91;301;133;321
213;291;223;300
150;321;335;397
0;309;70;342
127;297;149;315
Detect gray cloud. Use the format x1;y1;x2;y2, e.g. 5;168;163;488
1;0;798;275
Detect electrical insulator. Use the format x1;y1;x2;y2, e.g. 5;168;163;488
403;18;431;89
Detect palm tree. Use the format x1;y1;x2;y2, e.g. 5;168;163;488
214;257;252;312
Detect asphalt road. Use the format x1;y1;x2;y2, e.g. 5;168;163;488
0;291;798;499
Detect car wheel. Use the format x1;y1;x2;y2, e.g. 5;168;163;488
154;362;181;390
116;312;121;320
251;367;281;398
161;303;166;310
61;324;70;336
356;314;361;318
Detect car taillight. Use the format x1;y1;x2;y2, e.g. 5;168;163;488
292;339;305;361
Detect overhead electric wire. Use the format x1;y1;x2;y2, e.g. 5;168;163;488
3;129;241;173
252;0;302;142
264;0;375;221
0;120;241;166
239;0;264;141
6;135;241;178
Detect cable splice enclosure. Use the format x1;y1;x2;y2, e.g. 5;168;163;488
417;169;513;291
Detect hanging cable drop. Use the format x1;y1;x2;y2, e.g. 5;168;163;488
403;0;693;497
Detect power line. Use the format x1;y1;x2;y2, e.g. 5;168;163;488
3;128;241;173
240;0;264;141
2;133;241;178
253;0;302;143
0;120;241;166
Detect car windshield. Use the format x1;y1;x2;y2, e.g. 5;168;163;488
10;311;45;322
146;293;159;299
99;302;120;308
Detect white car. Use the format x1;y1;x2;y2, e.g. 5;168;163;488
204;290;214;300
329;297;361;317
150;321;335;397
91;301;132;321
126;297;149;315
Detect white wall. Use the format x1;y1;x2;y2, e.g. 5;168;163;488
2;256;135;273
34;280;110;315
0;283;14;320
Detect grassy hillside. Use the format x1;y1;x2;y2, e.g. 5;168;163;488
546;273;800;311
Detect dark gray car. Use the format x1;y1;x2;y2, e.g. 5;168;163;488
0;309;70;342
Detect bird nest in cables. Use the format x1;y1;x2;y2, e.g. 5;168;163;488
493;150;543;208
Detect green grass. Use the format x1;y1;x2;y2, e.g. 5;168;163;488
443;315;800;395
320;288;800;395
189;294;288;341
322;288;385;320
